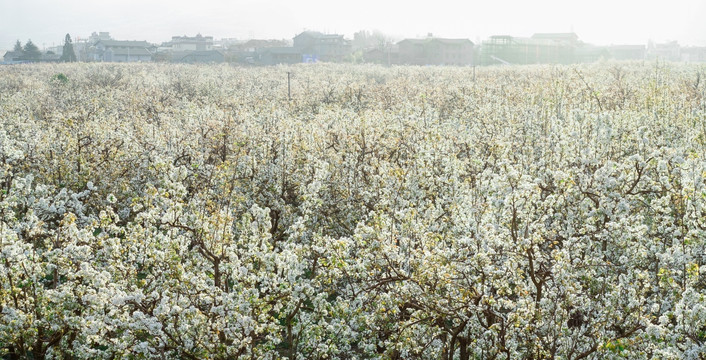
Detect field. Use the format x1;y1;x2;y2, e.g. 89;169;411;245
0;62;705;359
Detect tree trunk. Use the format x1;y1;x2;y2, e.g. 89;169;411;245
459;337;469;360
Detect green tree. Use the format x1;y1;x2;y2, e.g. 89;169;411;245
60;34;77;62
13;40;24;53
23;39;42;60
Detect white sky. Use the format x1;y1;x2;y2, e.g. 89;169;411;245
1;0;705;50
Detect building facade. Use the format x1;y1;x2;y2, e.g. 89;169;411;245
172;50;225;63
609;45;646;61
169;34;214;51
648;41;681;61
93;40;154;62
680;47;706;62
258;47;302;65
397;38;474;65
481;33;579;65
293;31;352;62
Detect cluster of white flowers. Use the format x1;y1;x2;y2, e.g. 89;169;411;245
0;61;704;359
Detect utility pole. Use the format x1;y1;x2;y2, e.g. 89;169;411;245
387;44;391;67
287;71;292;101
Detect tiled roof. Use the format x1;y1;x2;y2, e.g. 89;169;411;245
399;38;474;46
96;40;151;48
107;47;152;56
296;31;343;39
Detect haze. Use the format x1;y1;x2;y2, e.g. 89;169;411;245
2;0;705;48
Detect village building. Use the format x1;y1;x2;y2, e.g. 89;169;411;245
397;37;474;65
2;50;23;63
680;46;706;62
363;45;399;65
293;31;352;62
480;33;579;65
92;40;154;62
648;41;681;61
166;34;214;51
171;50;225;63
89;32;113;44
257;47;302;65
609;45;646;61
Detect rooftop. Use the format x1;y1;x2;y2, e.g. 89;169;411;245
399;38;474;46
96;40;152;48
172;34;214;41
107;47;153;56
532;33;579;41
258;47;302;55
296;31;344;39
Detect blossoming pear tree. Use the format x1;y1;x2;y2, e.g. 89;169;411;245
0;62;704;359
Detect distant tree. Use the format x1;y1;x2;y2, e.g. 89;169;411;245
60;34;77;62
352;29;393;51
23;39;42;60
13;40;24;53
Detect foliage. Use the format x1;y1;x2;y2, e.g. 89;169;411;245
0;62;705;359
12;40;24;54
51;73;69;85
60;34;77;63
21;40;41;60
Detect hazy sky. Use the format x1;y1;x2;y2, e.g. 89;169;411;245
2;0;705;50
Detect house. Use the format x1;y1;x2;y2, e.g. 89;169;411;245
680;47;706;62
93;40;154;62
481;34;577;65
353;30;392;52
2;50;62;64
2;51;22;63
574;44;610;63
215;38;245;50
257;47;302;65
89;31;113;44
172;50;225;64
397;38;474;66
293;31;352;62
531;33;580;46
0;50;16;64
72;38;91;62
363;45;399;65
104;47;153;62
648;41;680;61
233;39;290;52
209;39;291;65
166;34;214;51
2;50;41;64
40;53;62;62
609;45;646;61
